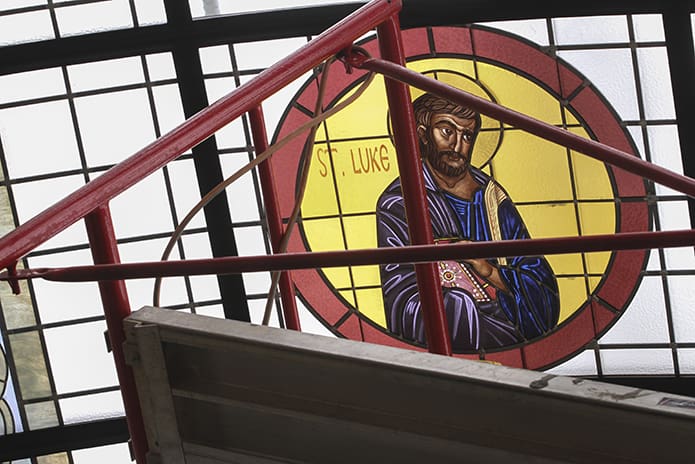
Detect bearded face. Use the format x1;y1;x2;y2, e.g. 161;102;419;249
422;140;469;177
419;113;478;179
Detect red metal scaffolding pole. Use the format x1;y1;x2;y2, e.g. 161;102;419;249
373;16;453;354
84;206;147;463
248;106;301;331
13;229;695;283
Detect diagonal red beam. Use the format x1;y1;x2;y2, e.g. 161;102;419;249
346;54;695;198
0;0;402;271
7;229;694;283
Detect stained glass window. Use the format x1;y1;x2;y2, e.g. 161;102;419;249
0;3;694;462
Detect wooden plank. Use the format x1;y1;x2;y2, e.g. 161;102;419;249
124;321;185;463
126;306;695;463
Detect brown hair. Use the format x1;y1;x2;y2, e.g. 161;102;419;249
413;93;480;131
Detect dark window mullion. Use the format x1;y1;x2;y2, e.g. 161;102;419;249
662;5;695;228
164;0;250;322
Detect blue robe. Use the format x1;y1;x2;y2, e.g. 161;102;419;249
376;164;560;352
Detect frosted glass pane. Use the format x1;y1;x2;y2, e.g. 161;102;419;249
658;200;691;231
558;49;639;120
645;248;661;272
126;280;156;310
204;80;247;149
10;174;77;223
599;276;670;344
152;84;185;135
145;53;177;82
27;250;103;324
11;176;88;251
2;1;47;10
60;390;124;424
658;202;695;270
202;75;235;100
165;158;206;229
157;276;193;308
74;89;156;167
0;101;82;179
242;271;271;295
118;236;178;263
234;37;308;70
296;297;337;337
0;10;54;46
600;348;674;375
44;321;118;393
134;0;166;26
632;14;664;42
648;125;682;196
0;68;65;105
195;304;224;319
55;0;133;37
678;348;695;375
67;57;145;93
637;48;675;120
199;45;234;74
109;170;173;238
544;349;597;376
189;275;221;302
625;126;646;160
553;16;629;45
668;275;695;343
72;442;132;464
478;19;549;46
233;225;267;256
220;155;261;223
181;232;214;259
190;0;362;18
248;297;278;326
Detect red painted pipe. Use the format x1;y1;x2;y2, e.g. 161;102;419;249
29;229;695;285
0;0;402;271
248;106;301;331
84;206;148;464
377;16;452;355
347;54;695;198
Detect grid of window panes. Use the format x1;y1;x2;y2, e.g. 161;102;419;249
0;51;231;446
0;7;693;464
0;0;167;46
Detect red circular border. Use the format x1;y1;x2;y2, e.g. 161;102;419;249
271;26;648;369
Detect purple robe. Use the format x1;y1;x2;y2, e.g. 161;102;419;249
376;164;560;352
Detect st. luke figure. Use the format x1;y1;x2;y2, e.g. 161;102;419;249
377;93;560;351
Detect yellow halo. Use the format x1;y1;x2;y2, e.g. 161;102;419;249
412;70;502;169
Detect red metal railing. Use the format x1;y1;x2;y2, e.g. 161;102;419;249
1;0;694;462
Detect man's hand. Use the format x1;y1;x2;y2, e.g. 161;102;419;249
464;258;508;292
